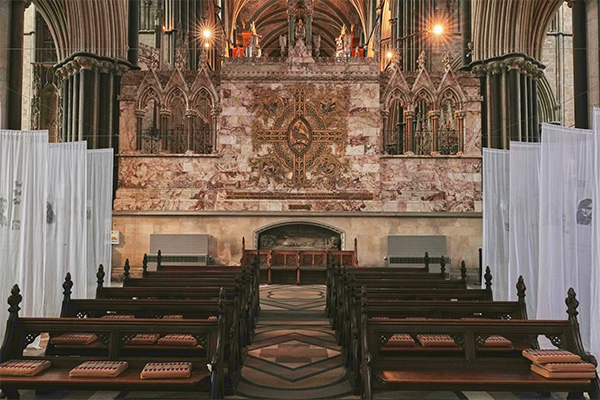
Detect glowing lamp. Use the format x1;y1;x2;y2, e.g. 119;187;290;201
386;51;393;59
203;29;212;39
432;24;444;35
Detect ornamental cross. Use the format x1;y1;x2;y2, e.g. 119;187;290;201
256;89;345;186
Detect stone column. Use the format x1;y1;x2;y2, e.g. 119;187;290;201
128;0;140;66
572;0;589;128
404;110;414;154
211;106;220;153
185;110;195;151
55;52;131;148
7;0;26;129
472;54;544;149
455;110;466;154
381;110;390;153
159;108;170;151
288;8;296;46
389;18;398;51
429;110;440;154
460;0;472;68
135;109;144;150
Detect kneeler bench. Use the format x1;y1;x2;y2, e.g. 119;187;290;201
0;286;226;400
360;291;599;400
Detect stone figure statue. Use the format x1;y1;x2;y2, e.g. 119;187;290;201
313;34;321;56
295;19;306;42
279;34;287;56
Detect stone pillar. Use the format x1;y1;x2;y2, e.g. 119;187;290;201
159;108;170;150
381;110;390;152
7;0;26;129
211;106;220;153
390;18;398;50
288;8;296;46
185;110;195;151
55;53;131;149
404;110;414;154
128;0;140;66
455;110;466;154
460;0;472;68
429;110;440;153
572;0;589;128
473;54;544;149
306;15;312;46
135;109;144;150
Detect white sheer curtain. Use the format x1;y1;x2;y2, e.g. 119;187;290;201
0;130;48;336
87;149;114;296
591;109;600;360
483;149;510;300
537;124;594;350
45;142;88;316
508;143;541;317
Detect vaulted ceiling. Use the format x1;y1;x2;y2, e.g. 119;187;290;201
230;0;366;57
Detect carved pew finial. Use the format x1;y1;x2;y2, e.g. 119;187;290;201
460;261;467;282
424;252;429;271
8;284;22;320
142;254;148;276
484;266;492;292
96;265;105;298
566;287;579;322
63;273;73;302
360;285;368;314
516;276;526;304
440;256;446;276
123;259;131;281
218;287;226;317
157;250;162;269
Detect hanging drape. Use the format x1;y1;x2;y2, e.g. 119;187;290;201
591;110;600;360
45;142;88;317
537;124;594;351
0;130;48;336
87;149;114;296
483;148;510;300
508;143;541;317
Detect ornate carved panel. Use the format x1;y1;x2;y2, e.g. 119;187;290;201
250;87;348;188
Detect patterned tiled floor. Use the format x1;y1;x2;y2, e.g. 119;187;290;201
235;285;353;399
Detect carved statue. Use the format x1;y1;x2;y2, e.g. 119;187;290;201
313;34;321;56
279;34;287;56
295;18;306;42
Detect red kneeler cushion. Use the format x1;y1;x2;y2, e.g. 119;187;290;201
140;362;192;379
0;360;51;376
69;361;128;378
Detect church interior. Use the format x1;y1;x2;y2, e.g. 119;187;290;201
1;0;600;398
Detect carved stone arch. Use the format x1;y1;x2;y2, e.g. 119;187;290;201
411;88;435;110
138;86;162;110
253;220;347;250
437;87;463;111
165;87;189;110
192;87;215;109
384;88;408;110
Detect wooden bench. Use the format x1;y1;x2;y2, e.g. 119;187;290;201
59;274;243;381
359;288;600;399
329;264;477;334
0;285;226;400
325;255;452;320
95;267;254;347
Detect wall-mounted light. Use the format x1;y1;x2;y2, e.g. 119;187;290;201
432;24;444;36
203;29;212;39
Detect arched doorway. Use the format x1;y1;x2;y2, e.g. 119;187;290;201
255;221;344;251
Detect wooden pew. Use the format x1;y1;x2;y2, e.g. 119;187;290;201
342;278;523;391
325;254;451;320
0;285;226;400
59;274;242;381
359;288;599;399
139;255;261;327
330;262;474;334
94;267;254;347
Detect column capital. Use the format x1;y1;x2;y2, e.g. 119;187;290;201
74;56;97;71
455;110;467;119
428;110;441;119
404;110;415;118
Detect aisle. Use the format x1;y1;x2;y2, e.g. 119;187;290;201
235;285;354;399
